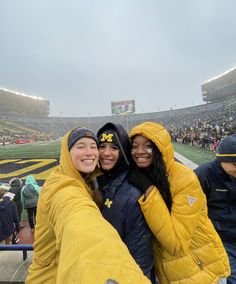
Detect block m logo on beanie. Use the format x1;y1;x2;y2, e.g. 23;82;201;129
100;133;114;143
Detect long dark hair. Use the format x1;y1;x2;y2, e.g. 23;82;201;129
149;143;172;212
131;139;172;212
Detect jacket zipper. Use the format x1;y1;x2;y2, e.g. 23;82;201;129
190;251;203;270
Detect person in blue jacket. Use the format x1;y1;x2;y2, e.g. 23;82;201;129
194;134;236;284
96;122;155;283
0;187;20;244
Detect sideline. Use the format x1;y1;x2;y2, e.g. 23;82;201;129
175;152;198;170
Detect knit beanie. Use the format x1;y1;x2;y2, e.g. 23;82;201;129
98;129;120;147
68;127;98;150
216;134;236;162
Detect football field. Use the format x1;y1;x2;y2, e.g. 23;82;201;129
173;142;215;165
0;140;216;164
0;140;216;186
1;140;216;222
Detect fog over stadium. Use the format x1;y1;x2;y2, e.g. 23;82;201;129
1;1;236;117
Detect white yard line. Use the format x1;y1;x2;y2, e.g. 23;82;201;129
175;152;198;170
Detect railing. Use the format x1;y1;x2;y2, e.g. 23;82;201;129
0;244;33;261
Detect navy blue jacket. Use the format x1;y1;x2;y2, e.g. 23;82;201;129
97;171;155;280
0;196;19;241
194;159;236;243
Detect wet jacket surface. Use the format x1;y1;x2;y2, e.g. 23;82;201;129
194;159;236;243
26;129;150;284
129;122;230;284
0;196;19;241
21;176;40;209
98;170;154;279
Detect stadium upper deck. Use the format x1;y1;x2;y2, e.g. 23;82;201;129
201;67;236;103
0;87;49;118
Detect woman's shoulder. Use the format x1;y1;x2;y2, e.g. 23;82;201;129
170;161;201;191
171;161;197;178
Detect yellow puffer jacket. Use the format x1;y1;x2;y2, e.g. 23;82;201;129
26;129;150;284
129;122;230;284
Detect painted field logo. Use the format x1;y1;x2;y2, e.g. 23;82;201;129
0;159;59;186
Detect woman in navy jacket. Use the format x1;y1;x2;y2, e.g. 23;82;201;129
96;122;155;283
0;188;20;244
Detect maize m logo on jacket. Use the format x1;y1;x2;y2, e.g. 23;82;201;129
0;159;59;186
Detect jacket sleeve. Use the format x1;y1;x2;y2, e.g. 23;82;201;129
47;185;151;284
139;165;204;256
124;196;154;278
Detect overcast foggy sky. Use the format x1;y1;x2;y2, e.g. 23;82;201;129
1;0;236;117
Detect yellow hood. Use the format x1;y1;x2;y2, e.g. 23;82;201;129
129;122;174;170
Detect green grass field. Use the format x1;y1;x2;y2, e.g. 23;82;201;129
0;140;61;158
173;142;216;165
2;141;216;221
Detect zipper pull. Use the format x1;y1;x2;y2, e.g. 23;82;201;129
197;259;203;270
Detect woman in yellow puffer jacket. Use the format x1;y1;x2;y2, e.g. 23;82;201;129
26;126;150;284
128;122;230;284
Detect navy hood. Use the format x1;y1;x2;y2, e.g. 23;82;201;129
97;122;131;178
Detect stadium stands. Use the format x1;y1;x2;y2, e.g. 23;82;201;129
0;71;235;145
0;95;235;144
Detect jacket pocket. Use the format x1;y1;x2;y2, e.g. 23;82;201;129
189;250;204;270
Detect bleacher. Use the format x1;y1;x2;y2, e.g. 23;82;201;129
1;96;233;137
1;96;235;140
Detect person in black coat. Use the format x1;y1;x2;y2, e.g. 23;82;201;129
9;177;24;243
9;178;23;224
194;134;236;284
96;122;156;283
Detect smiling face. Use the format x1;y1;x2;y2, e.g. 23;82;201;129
69;137;99;173
131;135;154;168
221;161;236;178
99;142;120;171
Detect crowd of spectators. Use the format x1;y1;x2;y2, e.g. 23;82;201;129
167;97;236;151
0;96;235;146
